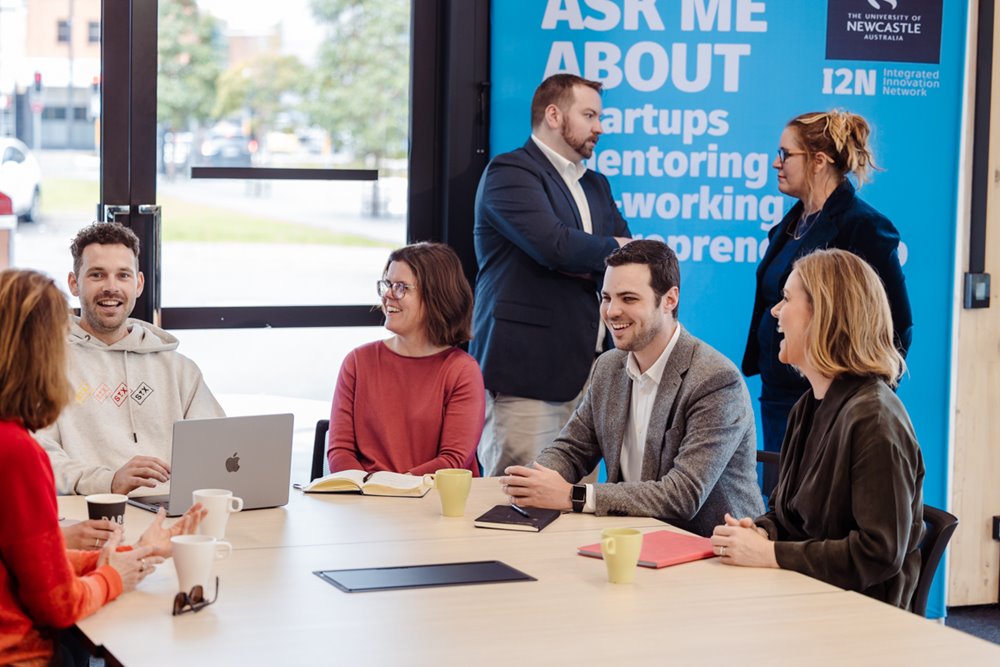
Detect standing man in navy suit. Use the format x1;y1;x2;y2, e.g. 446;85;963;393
472;73;632;476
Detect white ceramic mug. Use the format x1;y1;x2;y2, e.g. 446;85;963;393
171;534;232;592
193;488;244;539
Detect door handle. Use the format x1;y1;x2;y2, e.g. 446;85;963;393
102;204;130;223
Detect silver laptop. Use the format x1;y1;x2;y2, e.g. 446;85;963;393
128;413;294;516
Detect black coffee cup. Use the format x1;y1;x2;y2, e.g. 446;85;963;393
84;493;128;526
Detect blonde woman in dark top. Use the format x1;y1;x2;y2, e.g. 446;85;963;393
713;248;924;609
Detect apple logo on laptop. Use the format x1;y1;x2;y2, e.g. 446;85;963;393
225;452;240;473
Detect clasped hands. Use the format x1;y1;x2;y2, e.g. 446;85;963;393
500;462;572;511
710;513;778;568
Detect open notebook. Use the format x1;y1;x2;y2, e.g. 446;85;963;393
299;470;431;497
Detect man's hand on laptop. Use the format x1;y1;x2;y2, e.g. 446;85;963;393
111;455;171;494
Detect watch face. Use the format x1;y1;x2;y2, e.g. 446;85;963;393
572;484;586;502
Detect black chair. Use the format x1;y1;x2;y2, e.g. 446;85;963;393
756;449;781;500
311;419;330;482
911;504;959;617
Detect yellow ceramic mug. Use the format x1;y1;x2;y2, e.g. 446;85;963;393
601;528;642;583
423;468;472;517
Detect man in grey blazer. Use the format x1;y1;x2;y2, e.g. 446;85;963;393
502;240;764;537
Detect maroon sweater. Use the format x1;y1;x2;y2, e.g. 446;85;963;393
328;341;485;476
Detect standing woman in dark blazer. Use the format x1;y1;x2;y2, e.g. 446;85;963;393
742;110;912;473
713;249;924;609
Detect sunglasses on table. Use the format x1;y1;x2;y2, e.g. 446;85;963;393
172;577;220;616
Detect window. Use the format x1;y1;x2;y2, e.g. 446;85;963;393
57;20;71;43
156;0;410;311
88;21;101;44
1;147;25;164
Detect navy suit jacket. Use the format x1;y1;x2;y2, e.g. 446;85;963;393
742;180;913;379
471;139;631;402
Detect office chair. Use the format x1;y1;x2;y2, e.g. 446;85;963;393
311;419;330;482
756;449;781;500
911;504;959;617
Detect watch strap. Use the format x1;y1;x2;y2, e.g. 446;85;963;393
571;483;586;513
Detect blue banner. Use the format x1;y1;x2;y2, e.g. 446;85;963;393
491;0;967;618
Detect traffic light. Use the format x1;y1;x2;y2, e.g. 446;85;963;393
33;71;42;93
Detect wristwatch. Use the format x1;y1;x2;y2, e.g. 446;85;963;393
571;484;586;513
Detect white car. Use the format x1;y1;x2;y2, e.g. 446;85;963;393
0;137;42;222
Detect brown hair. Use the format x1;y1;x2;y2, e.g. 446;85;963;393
384;243;473;347
605;239;680;318
71;222;141;275
530;73;603;128
787;110;880;202
793;248;904;386
0;270;71;430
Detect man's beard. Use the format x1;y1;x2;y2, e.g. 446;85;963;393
562;124;598;159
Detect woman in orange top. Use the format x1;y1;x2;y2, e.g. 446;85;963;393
0;269;203;666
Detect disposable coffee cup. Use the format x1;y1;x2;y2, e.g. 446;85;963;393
85;493;128;527
193;488;244;539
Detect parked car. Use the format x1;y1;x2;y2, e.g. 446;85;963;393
0;137;42;222
197;132;255;168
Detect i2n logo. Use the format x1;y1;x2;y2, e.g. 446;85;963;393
867;0;898;9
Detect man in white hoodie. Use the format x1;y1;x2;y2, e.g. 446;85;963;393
36;223;224;507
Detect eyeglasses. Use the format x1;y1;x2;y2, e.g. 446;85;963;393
172;577;219;616
776;148;807;166
376;280;417;300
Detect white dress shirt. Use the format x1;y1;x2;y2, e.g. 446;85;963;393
584;323;682;512
531;134;592;233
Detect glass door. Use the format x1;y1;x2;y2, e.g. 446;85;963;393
148;0;412;404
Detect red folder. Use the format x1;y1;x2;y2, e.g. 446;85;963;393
577;529;716;568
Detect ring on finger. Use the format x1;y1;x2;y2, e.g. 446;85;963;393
139;558;145;573
95;537;101;548
720;545;727;557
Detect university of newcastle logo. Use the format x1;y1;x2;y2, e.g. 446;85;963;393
826;0;943;64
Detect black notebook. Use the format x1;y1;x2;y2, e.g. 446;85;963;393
473;505;562;532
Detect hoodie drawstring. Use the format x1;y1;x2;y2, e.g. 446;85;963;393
124;350;138;443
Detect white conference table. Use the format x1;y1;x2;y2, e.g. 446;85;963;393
58;481;1000;666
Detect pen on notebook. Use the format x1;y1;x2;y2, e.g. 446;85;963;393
510;503;531;518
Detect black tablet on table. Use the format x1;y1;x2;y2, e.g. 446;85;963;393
314;560;535;593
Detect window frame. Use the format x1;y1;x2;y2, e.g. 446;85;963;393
100;0;489;330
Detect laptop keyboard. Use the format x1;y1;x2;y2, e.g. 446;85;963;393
127;496;170;513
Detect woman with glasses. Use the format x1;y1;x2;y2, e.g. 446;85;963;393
328;242;485;476
741;110;912;486
0;269;204;665
714;249;924;610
